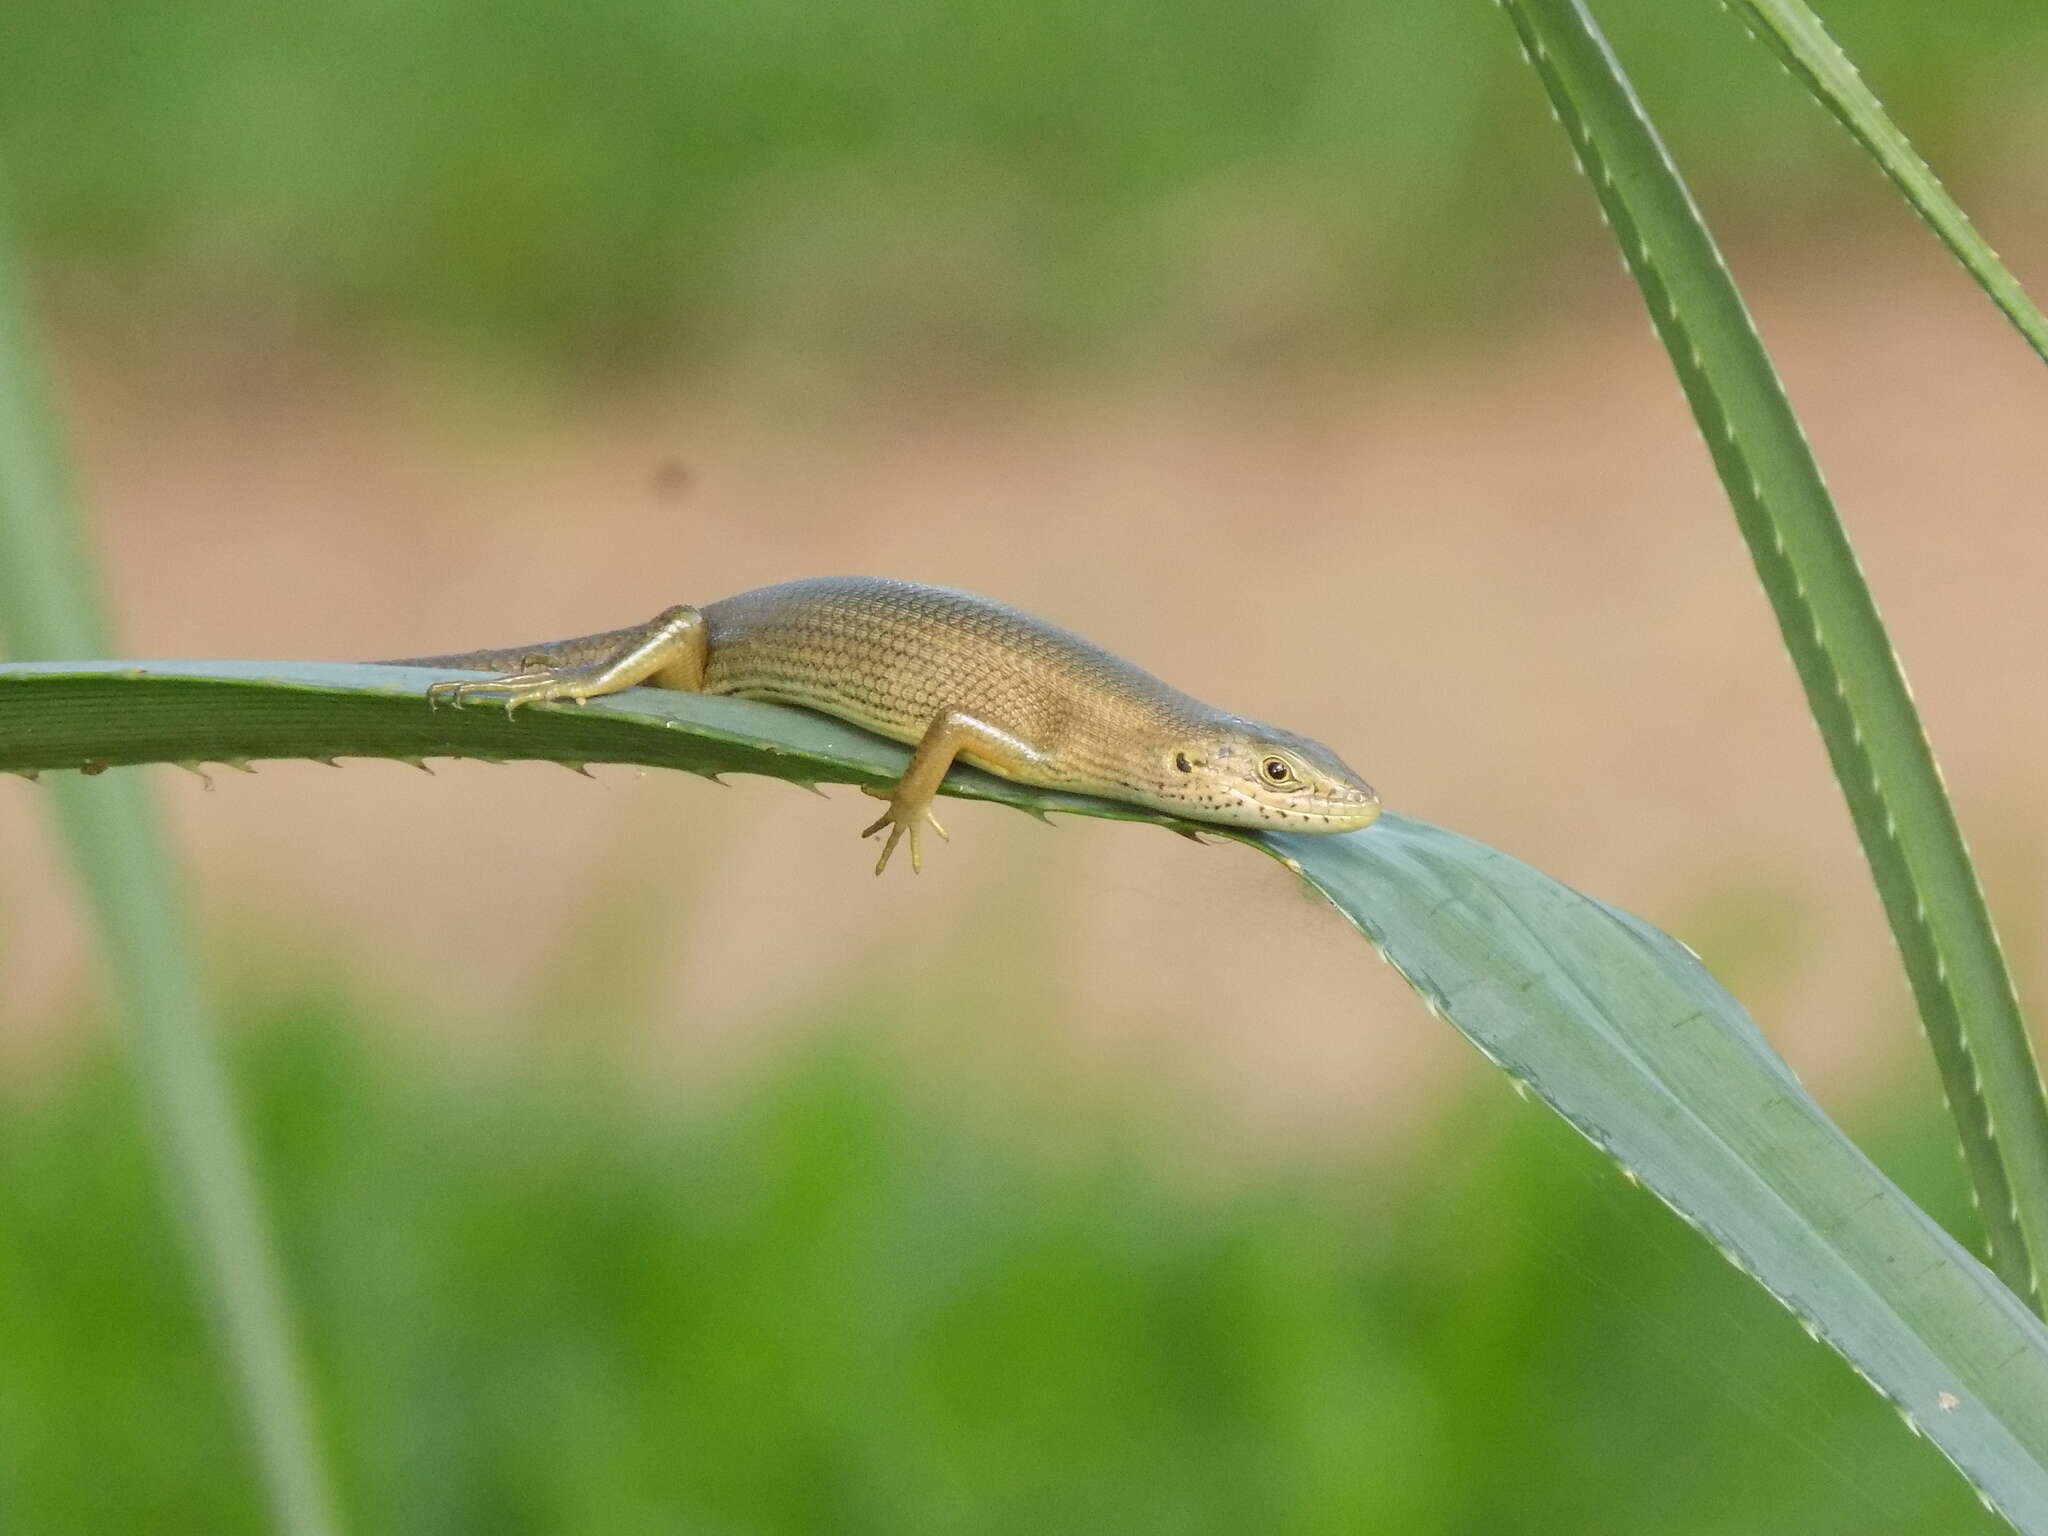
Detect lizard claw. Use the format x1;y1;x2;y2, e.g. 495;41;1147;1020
863;815;909;875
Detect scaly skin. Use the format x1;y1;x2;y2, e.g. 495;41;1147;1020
382;576;1380;873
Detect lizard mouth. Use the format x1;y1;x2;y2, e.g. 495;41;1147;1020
1305;790;1381;832
1331;793;1383;831
1212;783;1382;832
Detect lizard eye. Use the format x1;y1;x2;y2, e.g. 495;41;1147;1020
1261;756;1297;785
1174;752;1193;773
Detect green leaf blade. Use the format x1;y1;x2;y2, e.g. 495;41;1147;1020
1731;0;2048;367
1499;0;2048;1322
1277;815;2048;1527
6;660;2048;1521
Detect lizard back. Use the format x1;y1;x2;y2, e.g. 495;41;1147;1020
702;576;1220;790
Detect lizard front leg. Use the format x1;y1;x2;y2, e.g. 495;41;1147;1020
424;604;709;712
863;710;1048;875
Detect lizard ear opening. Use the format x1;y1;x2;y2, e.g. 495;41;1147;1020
1174;751;1193;773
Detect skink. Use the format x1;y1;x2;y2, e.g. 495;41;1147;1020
384;575;1380;873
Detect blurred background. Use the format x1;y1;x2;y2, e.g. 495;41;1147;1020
3;0;2047;1529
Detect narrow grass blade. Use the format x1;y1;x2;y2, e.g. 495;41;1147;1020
1497;0;2048;1317
5;660;2048;1521
0;223;342;1533
1730;0;2048;366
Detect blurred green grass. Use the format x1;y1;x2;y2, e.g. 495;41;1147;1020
0;982;2007;1535
3;0;2042;374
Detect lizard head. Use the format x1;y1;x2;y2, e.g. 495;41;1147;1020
1163;720;1381;833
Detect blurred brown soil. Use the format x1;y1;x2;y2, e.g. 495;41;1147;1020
6;233;2048;1163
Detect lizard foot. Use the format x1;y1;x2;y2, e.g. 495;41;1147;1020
860;789;949;875
425;658;611;715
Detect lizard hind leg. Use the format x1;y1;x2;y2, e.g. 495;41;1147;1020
424;604;709;713
861;709;1044;875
